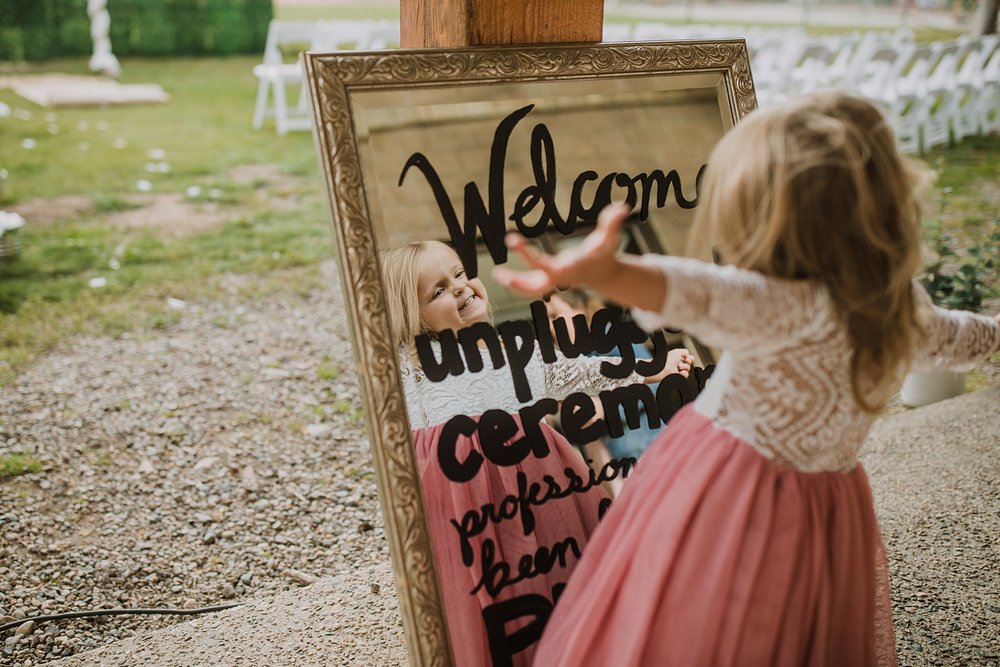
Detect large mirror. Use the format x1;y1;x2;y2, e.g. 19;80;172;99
305;41;755;666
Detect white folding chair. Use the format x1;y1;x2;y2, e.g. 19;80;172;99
602;23;633;42
252;20;321;135
630;22;678;42
358;20;401;49
979;46;1000;136
952;37;997;142
788;42;836;95
857;44;921;154
922;39;971;151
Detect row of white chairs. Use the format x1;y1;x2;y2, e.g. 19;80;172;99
613;23;1000;153
749;30;1000;153
252;20;399;135
252;19;1000;153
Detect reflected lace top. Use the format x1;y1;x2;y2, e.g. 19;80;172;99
631;255;1000;472
399;344;642;429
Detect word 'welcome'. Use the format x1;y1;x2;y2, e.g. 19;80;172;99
399;104;705;278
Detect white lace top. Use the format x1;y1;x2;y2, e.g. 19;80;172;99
399;343;642;429
631;255;1000;472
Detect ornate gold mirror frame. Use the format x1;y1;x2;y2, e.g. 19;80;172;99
304;41;756;666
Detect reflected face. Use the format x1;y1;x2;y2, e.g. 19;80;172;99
417;244;489;334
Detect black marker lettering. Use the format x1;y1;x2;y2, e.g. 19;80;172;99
655;372;696;422
438;415;482;483
414;330;465;382
600;383;660;438
483;594;552;667
497;320;536;402
560;391;607;444
458;322;506;373
400;105;704;275
398;105;535;278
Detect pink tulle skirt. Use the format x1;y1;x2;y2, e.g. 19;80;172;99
532;404;897;667
413;416;609;667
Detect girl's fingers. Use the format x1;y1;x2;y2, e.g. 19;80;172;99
492;267;554;297
596;202;631;239
505;233;554;274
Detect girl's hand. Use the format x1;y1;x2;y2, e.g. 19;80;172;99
494;203;630;297
668;348;694;379
645;348;693;382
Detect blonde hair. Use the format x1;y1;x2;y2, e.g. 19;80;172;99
379;240;491;353
689;90;931;413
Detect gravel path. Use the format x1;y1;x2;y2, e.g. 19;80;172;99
1;260;998;666
1;261;391;665
862;385;1000;666
48;562;405;667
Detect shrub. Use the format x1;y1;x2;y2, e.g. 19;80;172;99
1;0;272;61
921;223;1000;313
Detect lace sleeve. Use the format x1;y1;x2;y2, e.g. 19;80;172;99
397;350;429;427
909;282;1000;372
542;351;643;399
629;254;819;351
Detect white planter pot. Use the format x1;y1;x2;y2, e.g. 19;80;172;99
899;370;967;408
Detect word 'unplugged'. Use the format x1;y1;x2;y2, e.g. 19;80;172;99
416;300;714;483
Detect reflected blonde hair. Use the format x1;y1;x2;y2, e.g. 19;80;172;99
379;240;491;354
689;91;931;412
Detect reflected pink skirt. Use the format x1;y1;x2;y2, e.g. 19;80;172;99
532;404;897;667
413;417;609;667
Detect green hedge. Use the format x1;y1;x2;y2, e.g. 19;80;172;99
0;0;273;62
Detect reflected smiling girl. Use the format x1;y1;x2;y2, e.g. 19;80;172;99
379;240;690;667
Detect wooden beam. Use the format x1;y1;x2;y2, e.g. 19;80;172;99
400;0;604;48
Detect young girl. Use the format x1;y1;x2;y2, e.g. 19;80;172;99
494;91;1000;666
379;240;692;667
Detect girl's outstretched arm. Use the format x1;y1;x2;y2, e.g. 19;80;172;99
910;286;1000;371
494;203;667;313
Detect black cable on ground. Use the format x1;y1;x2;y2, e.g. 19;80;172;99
0;604;243;634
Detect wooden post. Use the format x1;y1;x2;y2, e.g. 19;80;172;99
400;0;605;48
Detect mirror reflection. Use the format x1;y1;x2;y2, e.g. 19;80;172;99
359;76;729;666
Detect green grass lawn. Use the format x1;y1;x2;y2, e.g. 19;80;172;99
0;55;331;384
1;57;317;201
